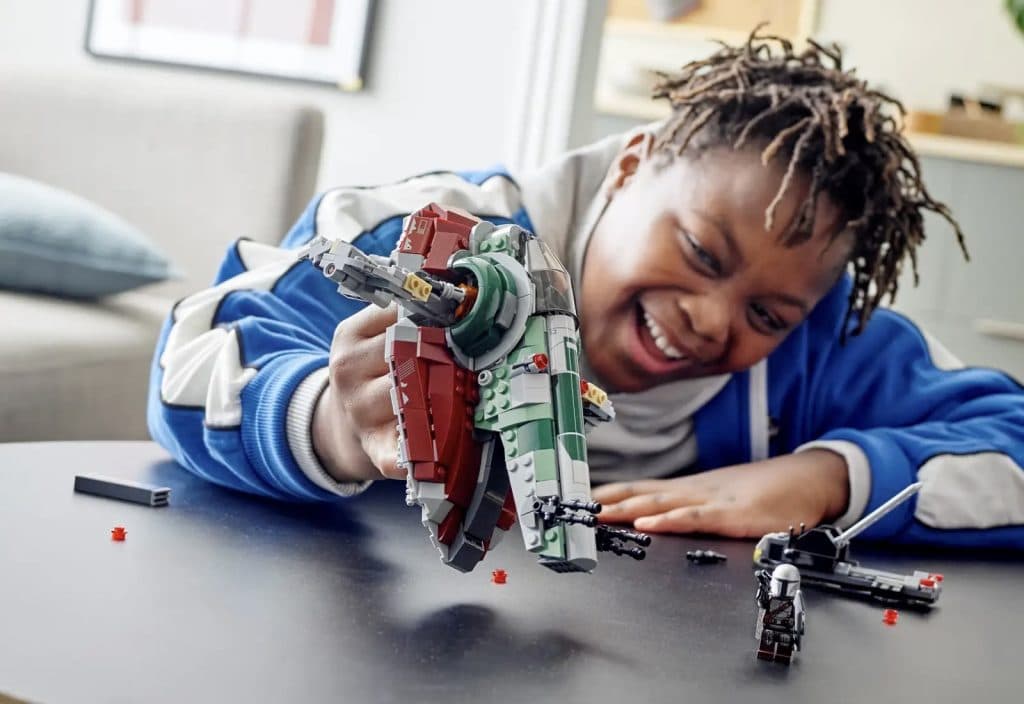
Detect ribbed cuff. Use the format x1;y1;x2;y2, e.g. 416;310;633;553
286;366;371;498
795;440;871;529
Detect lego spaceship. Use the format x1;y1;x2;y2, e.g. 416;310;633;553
301;203;650;573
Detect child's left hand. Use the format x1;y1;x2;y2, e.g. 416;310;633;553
592;449;851;537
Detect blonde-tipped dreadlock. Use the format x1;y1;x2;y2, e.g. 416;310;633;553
651;26;967;337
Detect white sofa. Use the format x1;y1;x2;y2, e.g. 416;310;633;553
0;72;323;441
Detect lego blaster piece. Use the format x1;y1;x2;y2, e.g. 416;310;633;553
755;568;772;606
595;524;652;560
535;496;601;529
300;235;467;326
532;497;651;560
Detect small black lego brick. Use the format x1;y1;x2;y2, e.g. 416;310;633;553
686;549;727;564
74;474;171;507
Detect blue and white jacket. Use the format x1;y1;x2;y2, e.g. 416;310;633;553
148;130;1024;550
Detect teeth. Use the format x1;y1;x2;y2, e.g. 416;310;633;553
642;310;686;360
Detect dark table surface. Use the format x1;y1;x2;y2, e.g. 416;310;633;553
0;441;1021;704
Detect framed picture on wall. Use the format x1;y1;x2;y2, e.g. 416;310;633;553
85;0;374;90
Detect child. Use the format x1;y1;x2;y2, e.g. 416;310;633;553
148;32;1024;549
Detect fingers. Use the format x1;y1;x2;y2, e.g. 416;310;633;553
633;503;735;535
329;330;390;389
599;489;706;523
337;303;398;339
592;479;680;505
344;374;396;429
363;425;406;481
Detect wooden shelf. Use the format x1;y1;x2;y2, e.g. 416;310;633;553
604;17;756;45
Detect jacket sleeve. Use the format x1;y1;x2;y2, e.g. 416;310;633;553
147;169;528;500
789;291;1024;549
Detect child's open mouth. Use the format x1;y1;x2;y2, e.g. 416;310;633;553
630;303;691;376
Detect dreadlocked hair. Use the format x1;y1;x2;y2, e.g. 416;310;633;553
650;25;967;337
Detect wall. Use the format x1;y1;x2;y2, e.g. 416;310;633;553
816;0;1024;113
584;0;1024;145
0;0;534;187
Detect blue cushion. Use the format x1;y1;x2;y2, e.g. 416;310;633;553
0;173;177;298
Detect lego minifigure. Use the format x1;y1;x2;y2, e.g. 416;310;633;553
754;564;806;665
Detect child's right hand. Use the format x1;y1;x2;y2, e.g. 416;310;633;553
312;304;406;483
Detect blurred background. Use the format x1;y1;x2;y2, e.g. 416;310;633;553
0;0;1021;443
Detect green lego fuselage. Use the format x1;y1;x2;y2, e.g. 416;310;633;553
456;225;595;572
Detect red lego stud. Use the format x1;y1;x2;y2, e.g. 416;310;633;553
919;577;936;588
111;526;127;542
580;379;589;393
532;353;548;371
931;573;944;583
491;569;508;585
882;609;899;625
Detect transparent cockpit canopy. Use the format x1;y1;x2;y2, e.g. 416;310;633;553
527;238;576;315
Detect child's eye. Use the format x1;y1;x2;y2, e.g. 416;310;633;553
749;302;787;333
680;229;721;275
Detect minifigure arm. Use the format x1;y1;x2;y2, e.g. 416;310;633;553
755;569;772;607
783;283;1024;549
794;592;806;637
148;170;529;500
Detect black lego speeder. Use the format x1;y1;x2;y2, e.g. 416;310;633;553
753;483;943;608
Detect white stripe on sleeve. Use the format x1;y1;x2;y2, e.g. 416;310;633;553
316;173;520;243
286;366;372;498
204;328;257;428
160;257;295;407
916;452;1024;529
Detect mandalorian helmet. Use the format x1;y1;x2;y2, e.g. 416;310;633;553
770;564;801;598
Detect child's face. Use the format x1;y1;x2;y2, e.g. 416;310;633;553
580;145;853;393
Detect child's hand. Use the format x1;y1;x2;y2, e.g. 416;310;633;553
313;304;405;483
592;450;850;537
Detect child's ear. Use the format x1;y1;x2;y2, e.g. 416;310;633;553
605;131;656;198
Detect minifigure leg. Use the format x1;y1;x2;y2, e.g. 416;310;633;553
775;643;794;666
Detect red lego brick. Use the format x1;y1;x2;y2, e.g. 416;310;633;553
497;490;517;530
419;326;447;346
402;408;435;462
433;204;479;231
416;336;452;365
491;569;508;584
413;461;445;483
399;214;435;255
423;231;468;274
391;341;428;410
882;609;899;625
437;505;464;546
111;526;127;541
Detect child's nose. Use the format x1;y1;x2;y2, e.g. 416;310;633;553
677;295;729;359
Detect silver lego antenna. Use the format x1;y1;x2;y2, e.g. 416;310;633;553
831;482;924;547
